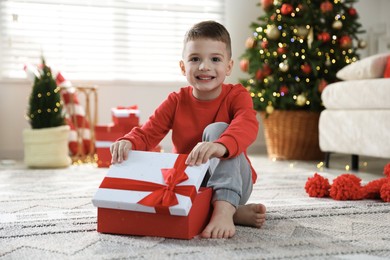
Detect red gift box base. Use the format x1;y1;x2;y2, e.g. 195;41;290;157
96;187;212;239
96;147;111;168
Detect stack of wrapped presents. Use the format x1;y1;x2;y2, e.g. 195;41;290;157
95;106;161;167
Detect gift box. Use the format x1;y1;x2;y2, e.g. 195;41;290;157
111;105;140;128
92;151;212;239
94;125;163;168
95;125;129;168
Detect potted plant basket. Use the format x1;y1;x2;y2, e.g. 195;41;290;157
23;58;71;168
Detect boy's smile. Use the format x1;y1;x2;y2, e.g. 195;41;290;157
180;39;233;101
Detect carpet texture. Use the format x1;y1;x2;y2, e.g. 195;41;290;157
1;155;390;260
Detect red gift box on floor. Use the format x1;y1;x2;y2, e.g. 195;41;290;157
111;106;140;129
94;125;163;168
95;125;130;168
92;151;212;239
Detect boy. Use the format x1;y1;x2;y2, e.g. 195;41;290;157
110;20;266;239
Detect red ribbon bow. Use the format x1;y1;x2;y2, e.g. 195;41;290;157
99;154;196;214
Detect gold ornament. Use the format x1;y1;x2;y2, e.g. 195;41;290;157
332;20;343;30
294;26;309;38
296;94;307;106
266;25;281;40
266;104;274;114
358;40;367;49
307;28;314;49
279;61;289;72
245;37;256;48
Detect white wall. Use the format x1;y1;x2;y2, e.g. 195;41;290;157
1;0;389;160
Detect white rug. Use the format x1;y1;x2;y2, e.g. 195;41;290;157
1;155;390;259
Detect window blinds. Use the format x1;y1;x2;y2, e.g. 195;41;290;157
0;0;225;81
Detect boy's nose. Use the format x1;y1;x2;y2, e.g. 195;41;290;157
199;61;210;71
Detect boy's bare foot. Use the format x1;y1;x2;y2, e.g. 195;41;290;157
201;200;236;239
233;203;266;228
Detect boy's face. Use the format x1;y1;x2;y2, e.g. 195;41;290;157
180;39;233;100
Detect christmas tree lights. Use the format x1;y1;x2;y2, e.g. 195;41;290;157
26;58;65;129
240;0;365;114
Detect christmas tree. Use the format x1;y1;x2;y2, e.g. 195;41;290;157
27;58;65;129
240;0;365;115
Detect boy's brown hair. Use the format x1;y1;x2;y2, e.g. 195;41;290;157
183;20;232;58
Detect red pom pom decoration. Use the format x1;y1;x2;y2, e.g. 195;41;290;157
383;163;390;178
363;178;388;199
380;181;390;202
306;161;390;202
305;173;331;198
330;174;364;200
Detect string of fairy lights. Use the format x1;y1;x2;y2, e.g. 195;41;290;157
26;60;65;129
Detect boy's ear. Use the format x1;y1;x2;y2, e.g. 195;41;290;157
179;60;186;76
226;59;234;76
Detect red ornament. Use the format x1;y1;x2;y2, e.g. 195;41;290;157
280;3;293;15
261;0;273;11
261;40;269;49
318;79;328;93
317;32;331;43
348;7;357;16
262;64;272;76
301;63;312;74
320;1;333;13
255;69;264;80
279;85;289;95
339;35;352;49
240;59;249;72
277;47;287;54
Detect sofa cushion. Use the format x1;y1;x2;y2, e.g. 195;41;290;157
336;52;390;80
321;78;390;109
319;110;390;158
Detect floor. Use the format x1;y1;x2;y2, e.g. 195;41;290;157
248;152;389;182
1;152;389;178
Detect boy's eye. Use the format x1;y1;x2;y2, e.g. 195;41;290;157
212;57;221;62
190;57;200;62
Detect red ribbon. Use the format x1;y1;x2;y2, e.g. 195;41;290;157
116;105;138;110
99;154;196;214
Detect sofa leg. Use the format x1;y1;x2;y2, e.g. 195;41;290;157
351;154;359;171
324;152;331;168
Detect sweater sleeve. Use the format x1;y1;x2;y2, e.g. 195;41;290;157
118;93;177;151
215;86;259;158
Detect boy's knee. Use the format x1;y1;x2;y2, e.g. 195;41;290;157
203;122;229;142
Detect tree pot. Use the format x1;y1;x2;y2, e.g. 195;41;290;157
23;125;71;168
260;110;324;160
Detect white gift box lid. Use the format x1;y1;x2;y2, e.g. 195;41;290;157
111;107;140;117
92;151;209;216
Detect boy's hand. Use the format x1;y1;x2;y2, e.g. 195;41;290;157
186;142;227;166
110;140;132;164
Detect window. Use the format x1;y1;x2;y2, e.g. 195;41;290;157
0;0;225;81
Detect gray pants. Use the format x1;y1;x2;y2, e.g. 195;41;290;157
202;122;253;208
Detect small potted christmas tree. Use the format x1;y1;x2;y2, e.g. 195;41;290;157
23;57;71;168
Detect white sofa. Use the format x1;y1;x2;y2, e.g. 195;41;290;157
319;53;390;170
